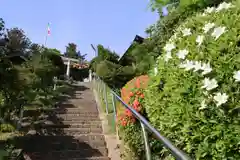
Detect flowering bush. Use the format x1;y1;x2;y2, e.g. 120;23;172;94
145;1;240;159
117;75;149;159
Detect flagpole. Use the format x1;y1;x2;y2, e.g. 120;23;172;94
44;34;48;46
44;23;50;47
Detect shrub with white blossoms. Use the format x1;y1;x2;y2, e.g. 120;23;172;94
145;1;240;159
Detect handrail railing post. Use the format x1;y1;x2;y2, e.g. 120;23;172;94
112;91;191;160
140;122;151;160
103;82;109;114
111;92;118;137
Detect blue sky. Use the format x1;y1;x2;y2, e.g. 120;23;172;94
1;0;158;60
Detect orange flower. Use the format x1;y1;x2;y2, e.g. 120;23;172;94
136;78;141;88
129;92;134;97
133;99;140;107
140;94;144;98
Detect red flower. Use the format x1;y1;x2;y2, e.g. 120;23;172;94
133;99;140;107
117;115;124;122
121;120;127;126
133;104;140;112
125;109;132;117
130;117;136;123
136;91;142;95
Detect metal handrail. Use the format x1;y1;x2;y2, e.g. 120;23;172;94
92;75;192;160
112;91;191;160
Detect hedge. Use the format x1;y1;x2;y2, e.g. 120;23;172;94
145;1;240;159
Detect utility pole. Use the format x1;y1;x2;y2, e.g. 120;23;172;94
91;44;98;57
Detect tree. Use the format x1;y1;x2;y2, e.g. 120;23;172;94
64;43;86;61
6;28;30;56
43;48;65;77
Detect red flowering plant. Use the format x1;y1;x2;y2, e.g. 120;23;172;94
116;75;149;159
117;76;147;127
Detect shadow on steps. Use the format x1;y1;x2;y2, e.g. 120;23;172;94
11;83;109;160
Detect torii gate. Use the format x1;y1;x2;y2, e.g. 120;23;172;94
60;56;81;77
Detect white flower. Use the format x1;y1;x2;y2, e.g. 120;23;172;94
184;60;195;71
154;67;158;76
196;35;204;46
164;43;175;52
170;33;178;42
203;23;215;33
199;100;207;110
201;62;212;75
179;62;186;69
203;91;208;96
198;13;207;17
164;52;172;62
177;49;189;59
213;92;228;107
182;28;191;36
193;61;202;72
233;71;240;82
205;7;215;13
216;2;233;12
211;26;226;40
202;78;218;91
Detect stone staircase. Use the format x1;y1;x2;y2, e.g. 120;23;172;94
17;83;110;160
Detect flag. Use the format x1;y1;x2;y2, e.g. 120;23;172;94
47;23;51;36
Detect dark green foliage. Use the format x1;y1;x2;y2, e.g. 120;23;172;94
96;60;120;88
113;66;135;89
97;45;119;63
70;68;89;81
0;18;65;128
6;28;30;56
92;45;135;89
43;48;65;77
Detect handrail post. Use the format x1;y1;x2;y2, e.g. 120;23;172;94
103;83;109;114
111;92;118;137
140;122;151;160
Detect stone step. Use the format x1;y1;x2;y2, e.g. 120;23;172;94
52;110;99;115
17;137;106;151
66;157;110;160
49;115;100;121
20;135;106;142
60;120;102;125
23;109;99;117
24;147;108;160
32;127;103;135
40;123;102;129
21;121;102;129
54;113;100;117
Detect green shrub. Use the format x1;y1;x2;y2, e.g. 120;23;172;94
145;1;240;159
